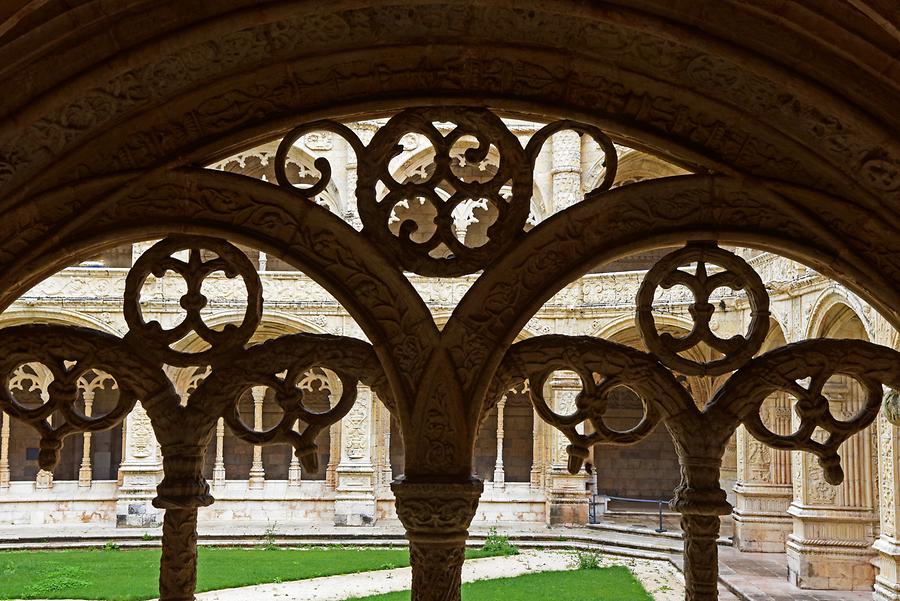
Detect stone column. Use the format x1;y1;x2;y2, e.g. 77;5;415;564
288;419;302;486
257;251;267;272
159;507;198;601
674;456;731;601
35;387;53;489
154;444;212;601
551;130;582;210
733;393;793;551
212;418;225;486
530;409;544;489
117;402;164;527
787;378;878;590
0;411;9;488
376;395;393;488
248;387;265;490
334;384;376;526
78;390;95;487
392;479;482;601
546;373;591;524
874;409;900;600
493;396;506;487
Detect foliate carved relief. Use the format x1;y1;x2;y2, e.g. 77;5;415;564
879;413;897;533
488;243;900;600
0;236;392;601
343;395;369;460
274;107;616;277
636;243;770;376
129;402;155;459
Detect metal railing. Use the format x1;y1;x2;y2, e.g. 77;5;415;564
590;494;671;533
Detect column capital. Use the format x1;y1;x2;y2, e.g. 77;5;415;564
391;478;483;541
391;478;483;601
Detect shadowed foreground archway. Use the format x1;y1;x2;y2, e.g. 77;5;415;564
2;4;900;601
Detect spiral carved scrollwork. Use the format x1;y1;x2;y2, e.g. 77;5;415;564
490;242;900;601
494;335;689;474
274;107;617;277
637;242;770;376
711;339;900;485
0;324;176;471
0;235;393;601
193;333;389;473
124;236;263;367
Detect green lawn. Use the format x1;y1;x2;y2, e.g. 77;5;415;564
352;567;654;601
0;546;502;600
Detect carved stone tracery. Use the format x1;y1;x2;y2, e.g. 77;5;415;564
0;105;898;601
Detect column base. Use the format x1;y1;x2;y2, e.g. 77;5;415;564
35;470;52;489
547;468;590;525
874;536;900;600
786;504;877;590
786;538;876;590
334;465;375;526
876;578;900;601
732;483;792;552
117;464;163;527
78;467;92;488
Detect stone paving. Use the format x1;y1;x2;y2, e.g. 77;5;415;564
717;547;871;601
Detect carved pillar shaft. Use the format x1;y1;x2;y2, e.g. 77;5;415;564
154;444;213;601
0;411;9;488
550;130;583;210
248;388;265;489
78;390;94;487
733;393;793;552
334;384;375;525
875;411;900;601
36;404;53;489
493;397;506;487
378;395;393;488
392;479;482;601
682;514;723;601
530;410;543;489
788;380;877;590
546;374;590;524
671;453;730;601
159;508;198;601
212;418;225;485
288;419;301;486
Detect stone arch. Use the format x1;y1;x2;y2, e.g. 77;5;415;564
4;1;895;214
0;309;125;485
586;148;689;191
806;290;873;342
0;308;122;336
1;5;899;598
788;293;880;589
210;141;343;216
170;313;346;483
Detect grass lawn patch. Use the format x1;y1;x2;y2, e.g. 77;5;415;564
352;566;654;601
0;546;499;600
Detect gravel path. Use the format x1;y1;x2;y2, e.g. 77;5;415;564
193;550;684;601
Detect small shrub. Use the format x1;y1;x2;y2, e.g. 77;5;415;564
141;532;154;541
574;550;601;570
379;562;398;570
482;527;519;556
102;541;120;552
262;521;278;550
